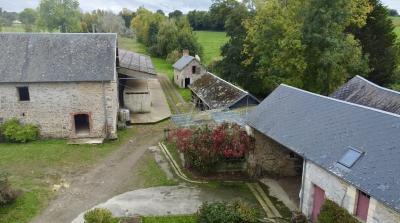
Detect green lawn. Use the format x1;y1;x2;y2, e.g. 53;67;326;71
118;37;191;102
1;24;25;32
195;31;229;65
391;17;400;40
141;215;197;223
0;128;135;223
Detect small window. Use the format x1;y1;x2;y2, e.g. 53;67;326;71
192;66;196;74
17;87;30;101
338;148;363;168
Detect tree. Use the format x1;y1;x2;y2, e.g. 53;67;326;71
119;8;135;28
37;0;81;32
156;10;165;16
350;0;400;86
302;0;371;95
97;11;127;35
19;8;38;32
389;9;399;17
209;0;241;31
168;10;183;19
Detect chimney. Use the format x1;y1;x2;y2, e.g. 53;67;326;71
182;49;189;56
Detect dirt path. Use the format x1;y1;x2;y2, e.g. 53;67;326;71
31;124;167;223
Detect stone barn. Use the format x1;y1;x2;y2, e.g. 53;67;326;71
247;84;400;223
173;50;206;88
0;33;119;139
189;72;259;111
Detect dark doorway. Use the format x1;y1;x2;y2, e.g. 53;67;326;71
185;78;190;88
74;114;90;136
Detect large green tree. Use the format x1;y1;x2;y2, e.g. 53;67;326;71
349;0;400;86
37;0;81;32
19;8;38;32
302;0;371;95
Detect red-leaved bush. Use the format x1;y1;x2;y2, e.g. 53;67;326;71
168;123;254;174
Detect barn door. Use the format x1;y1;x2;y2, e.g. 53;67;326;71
312;185;325;222
356;190;370;221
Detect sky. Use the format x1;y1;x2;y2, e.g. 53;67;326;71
0;0;399;13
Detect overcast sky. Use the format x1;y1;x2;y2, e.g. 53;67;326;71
0;0;399;13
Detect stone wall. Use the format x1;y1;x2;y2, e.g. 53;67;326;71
247;129;303;178
174;59;206;88
301;161;400;223
0;81;118;139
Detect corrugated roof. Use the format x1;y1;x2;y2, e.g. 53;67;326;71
189;72;258;109
0;33;117;83
331;75;400;115
118;49;156;75
247;84;400;213
172;55;195;70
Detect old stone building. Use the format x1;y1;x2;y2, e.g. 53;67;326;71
189;72;259;111
0;33;119;139
173;50;206;88
247;84;400;223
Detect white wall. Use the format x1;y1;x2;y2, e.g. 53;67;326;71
301;161;400;223
174;59;206;88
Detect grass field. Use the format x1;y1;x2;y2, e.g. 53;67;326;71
0;129;137;223
141;215;197;223
391;17;400;40
1;24;25;32
195;31;229;65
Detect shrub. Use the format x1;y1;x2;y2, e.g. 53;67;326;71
0;172;20;206
317;199;359;223
0;118;39;143
84;208;118;223
197;201;258;223
166;50;182;64
168;123;255;174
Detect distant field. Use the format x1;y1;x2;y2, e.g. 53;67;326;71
391;17;400;40
195;31;229;65
1;24;25;32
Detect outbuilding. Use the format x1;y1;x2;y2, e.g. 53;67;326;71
173;50;206;88
0;33;119;139
246;84;400;223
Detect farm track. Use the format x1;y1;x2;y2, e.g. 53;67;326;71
158;75;185;114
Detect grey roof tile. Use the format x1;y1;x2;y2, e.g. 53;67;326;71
331;75;400;115
118;49;156;75
246;84;400;212
172;55;195;70
0;33;117;83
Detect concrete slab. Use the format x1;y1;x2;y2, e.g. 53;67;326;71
67;138;104;145
260;178;299;211
130;79;171;124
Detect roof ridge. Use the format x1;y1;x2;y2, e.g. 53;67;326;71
281;84;400;119
352;75;400;96
207;72;249;94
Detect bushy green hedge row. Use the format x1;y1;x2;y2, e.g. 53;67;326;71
0;118;39;143
198;201;259;223
317;199;360;223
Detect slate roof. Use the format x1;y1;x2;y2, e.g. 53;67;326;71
172;55;195;70
331;75;400;115
247;84;400;213
189;72;259;110
0;33;117;83
118;49;156;75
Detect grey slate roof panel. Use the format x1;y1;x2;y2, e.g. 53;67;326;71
0;33;117;83
118;49;156;75
189;72;258;109
246;84;400;212
172;55;195;70
331;75;400;115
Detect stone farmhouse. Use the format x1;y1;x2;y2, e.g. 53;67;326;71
0;33;119;139
246;84;400;223
189;72;259;111
173;50;206;88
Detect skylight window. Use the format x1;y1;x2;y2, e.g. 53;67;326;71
338;148;363;168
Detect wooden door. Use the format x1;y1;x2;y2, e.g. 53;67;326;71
312;185;325;222
356;190;370;221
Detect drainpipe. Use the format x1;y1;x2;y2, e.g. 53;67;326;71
102;81;109;138
299;158;307;212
